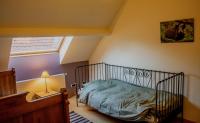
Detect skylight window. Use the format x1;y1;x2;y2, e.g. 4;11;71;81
11;37;63;56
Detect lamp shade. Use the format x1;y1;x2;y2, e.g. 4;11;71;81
41;71;50;78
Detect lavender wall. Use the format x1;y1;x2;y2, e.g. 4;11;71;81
8;53;88;97
8;53;88;81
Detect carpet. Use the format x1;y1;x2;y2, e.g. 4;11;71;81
70;111;93;123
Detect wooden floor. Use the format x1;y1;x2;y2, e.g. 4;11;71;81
69;96;187;123
69;96;127;123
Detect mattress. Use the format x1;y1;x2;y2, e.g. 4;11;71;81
78;79;177;122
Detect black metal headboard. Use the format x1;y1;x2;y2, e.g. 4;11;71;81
75;63;176;89
74;63;184;122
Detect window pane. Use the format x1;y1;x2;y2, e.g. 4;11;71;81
11;37;63;55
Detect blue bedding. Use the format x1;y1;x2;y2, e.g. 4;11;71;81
78;79;175;122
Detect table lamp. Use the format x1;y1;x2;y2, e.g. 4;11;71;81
41;70;50;93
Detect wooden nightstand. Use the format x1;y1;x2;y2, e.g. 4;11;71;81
35;91;58;98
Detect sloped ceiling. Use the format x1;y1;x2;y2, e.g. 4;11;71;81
0;0;125;36
0;36;101;71
0;0;125;69
60;36;102;64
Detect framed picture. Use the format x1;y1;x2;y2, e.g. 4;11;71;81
160;18;194;43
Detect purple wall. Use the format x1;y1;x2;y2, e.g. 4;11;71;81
8;53;88;81
9;53;63;81
8;53;88;97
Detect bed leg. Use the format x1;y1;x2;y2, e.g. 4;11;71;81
71;83;79;107
76;95;79;107
181;110;183;123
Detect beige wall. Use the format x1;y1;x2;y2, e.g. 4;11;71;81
0;38;12;71
90;0;200;122
17;74;66;93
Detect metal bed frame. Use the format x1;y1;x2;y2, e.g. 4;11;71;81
73;63;184;123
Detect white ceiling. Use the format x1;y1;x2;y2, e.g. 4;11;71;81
0;0;124;28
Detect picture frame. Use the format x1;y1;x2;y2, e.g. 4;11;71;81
160;18;194;43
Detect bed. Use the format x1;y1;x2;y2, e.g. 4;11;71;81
0;68;16;97
0;88;70;123
74;63;184;123
0;69;70;123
